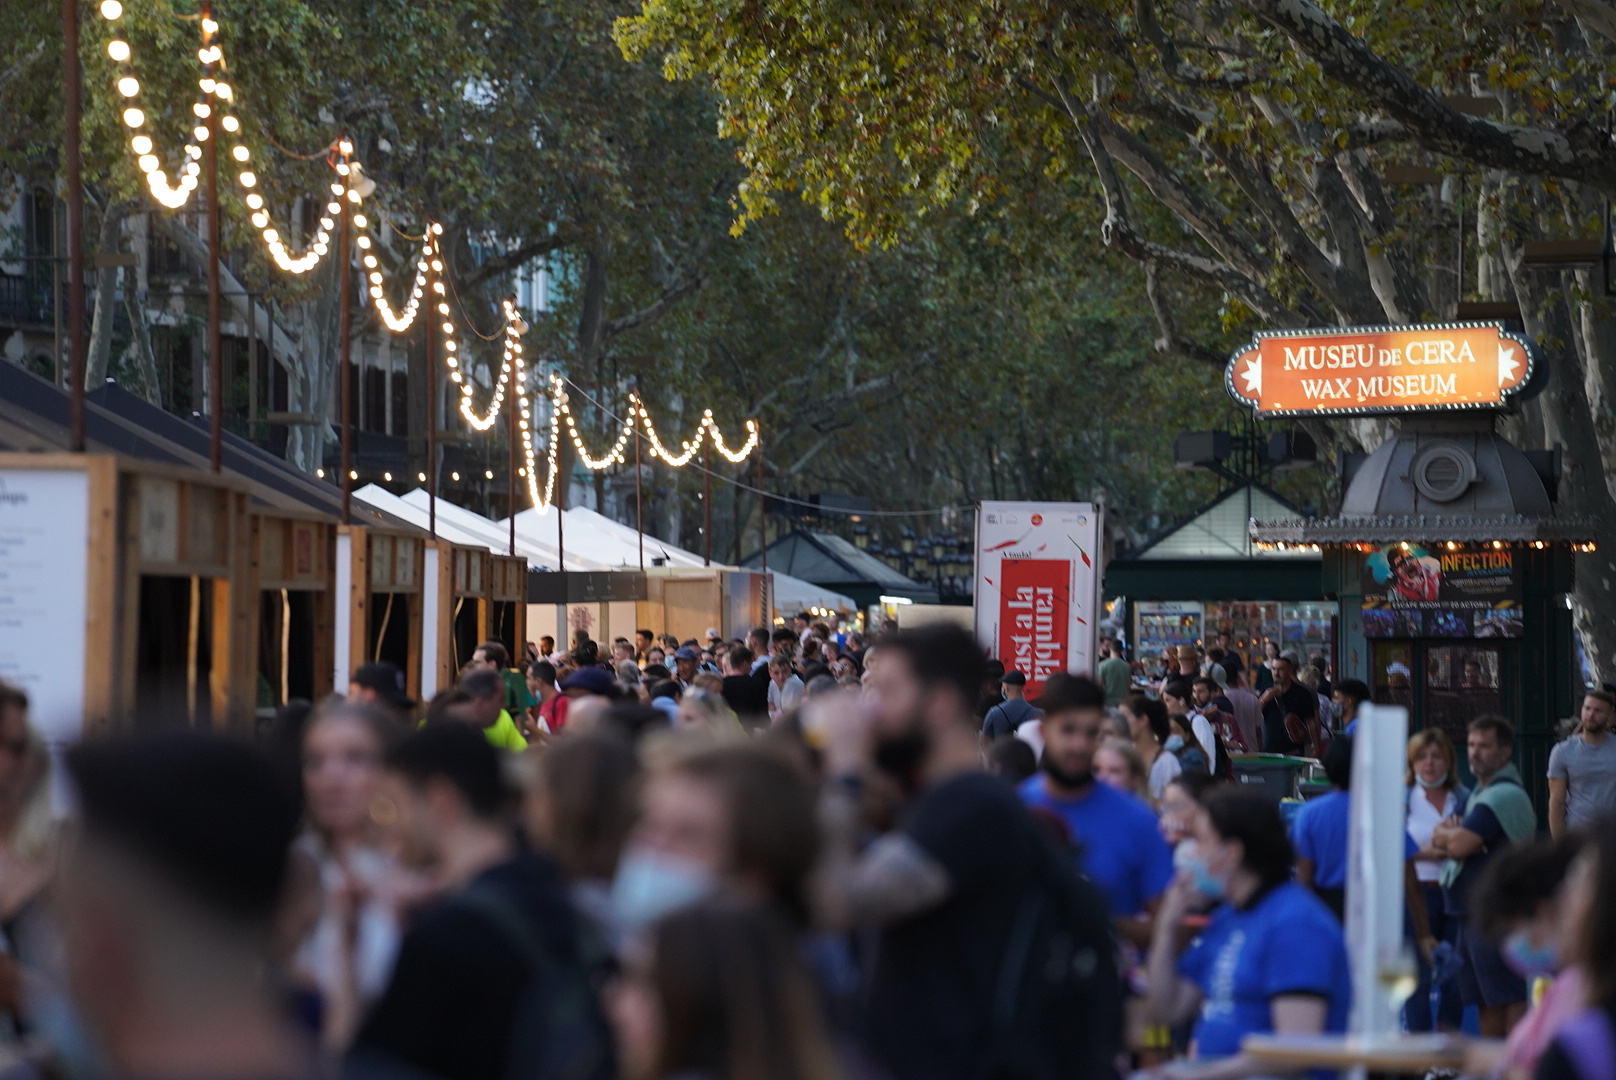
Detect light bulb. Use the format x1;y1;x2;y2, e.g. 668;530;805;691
431;260;443;272
186;144;202;159
122;107;143;127
263;229;279;244
321;217;334;230
431;223;443;235
438;303;449;314
383;472;392;482
138;154;158;172
238;171;256;187
349;471;358;480
369;272;382;283
201;16;218;34
441;322;454;334
251;212;268;227
116;76;139;96
336;163;350;176
353;214;367;227
232;145;249;161
451;472;460;481
130;135;152;154
100;0;122;17
346;189;360;203
221;115;239;132
485;470;494;480
245;193;263;209
418;473;426;482
193;102;211;118
326;202;341;214
185;161;200;175
107;39;130;61
339;139;353;154
363;255;377;268
313;243;327;255
194;125;208;140
356;235;370;249
197;48;210;63
216;86;232;104
200;78;216;93
316;468;325;478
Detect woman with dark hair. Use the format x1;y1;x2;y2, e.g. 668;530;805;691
292;702;407;1052
607;900;842;1080
1142;789;1350;1079
1535;827;1616;1080
1123;694;1179;803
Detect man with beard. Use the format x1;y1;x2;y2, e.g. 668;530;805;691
815;624;1109;1080
1019;673;1174;946
1257;653;1318;757
1548;688;1616;836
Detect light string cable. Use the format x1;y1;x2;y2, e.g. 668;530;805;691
97;0;202;208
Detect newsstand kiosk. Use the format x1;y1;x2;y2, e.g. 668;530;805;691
1230;321;1594;816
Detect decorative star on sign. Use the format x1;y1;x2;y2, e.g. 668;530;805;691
1241;354;1262;396
1498;344;1520;387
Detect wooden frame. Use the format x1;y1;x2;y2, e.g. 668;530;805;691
335;525;427;703
0;453;257;736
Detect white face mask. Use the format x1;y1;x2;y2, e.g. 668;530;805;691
1416;770;1449;790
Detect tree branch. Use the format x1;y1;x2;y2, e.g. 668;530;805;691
1238;0;1616;187
602;266;705;341
1144;262;1228;367
463;230;577;289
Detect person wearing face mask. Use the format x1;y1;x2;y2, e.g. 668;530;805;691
1163;680;1218;772
1166;712;1212;774
1405;727;1468;1032
816;625;1120;1080
1142;789;1351;1080
1019;675;1175;948
609;745;818;933
1464;835;1590;1080
1332;678;1370;736
1533;827;1616;1080
1548;691;1616;838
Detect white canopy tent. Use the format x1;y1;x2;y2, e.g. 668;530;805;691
505;505;671;570
771;573;856;617
352;487;585;570
503;504;710;569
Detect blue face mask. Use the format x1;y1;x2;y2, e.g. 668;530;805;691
1501;931;1558;978
610;849;715;930
1164;734;1185;752
1181;849;1227;900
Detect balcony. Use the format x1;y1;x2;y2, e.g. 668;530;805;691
0;273;53;328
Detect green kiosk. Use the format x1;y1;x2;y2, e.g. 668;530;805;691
1231;321;1594;818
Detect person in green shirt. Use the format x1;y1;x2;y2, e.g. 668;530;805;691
451;668;529;752
472;640;536;715
1097;637;1132;707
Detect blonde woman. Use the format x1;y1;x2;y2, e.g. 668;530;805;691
1405;727;1468;1032
1095;737;1150;802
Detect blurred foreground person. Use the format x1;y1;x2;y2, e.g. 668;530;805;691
293;704;406;1052
1143;789;1349;1080
61;734;306;1080
1535;824;1616;1080
1466;834;1589;1080
351;724;607;1080
817;625;1119;1080
607;901;840;1080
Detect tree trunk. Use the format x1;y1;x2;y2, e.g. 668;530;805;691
120;284;162;405
84;201;128;387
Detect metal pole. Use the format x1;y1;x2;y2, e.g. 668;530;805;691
703;438;712;566
63;0;85;450
247;293;257;429
338;154;353;525
426;274;436;539
557;445;565;572
203;0;222;472
635;400;644;571
757;433;767;623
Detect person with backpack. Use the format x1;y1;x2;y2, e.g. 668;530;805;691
1142;789;1350;1080
815;625;1119;1080
350;723;608;1080
980;670;1039;742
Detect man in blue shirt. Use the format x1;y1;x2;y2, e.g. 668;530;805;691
1020;673;1174;946
1291;736;1354;921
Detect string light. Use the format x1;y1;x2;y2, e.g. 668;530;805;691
99;0;201;208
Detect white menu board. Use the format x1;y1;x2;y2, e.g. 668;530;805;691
0;469;89;741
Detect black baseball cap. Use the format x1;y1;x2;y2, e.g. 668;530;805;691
1002;670;1027;687
352;661;414;709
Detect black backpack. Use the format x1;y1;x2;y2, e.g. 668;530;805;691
454;883;616;1080
983;829;1122;1080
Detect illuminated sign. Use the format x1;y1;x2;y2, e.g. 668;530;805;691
1225;322;1537;417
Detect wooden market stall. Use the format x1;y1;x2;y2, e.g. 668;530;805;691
0;453;258;738
334;524;426;703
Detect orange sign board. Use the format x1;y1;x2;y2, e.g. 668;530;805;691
1225;322;1538;417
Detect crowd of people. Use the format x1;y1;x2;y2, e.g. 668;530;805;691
0;623;1606;1080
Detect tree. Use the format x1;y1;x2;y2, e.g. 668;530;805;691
618;0;1616;680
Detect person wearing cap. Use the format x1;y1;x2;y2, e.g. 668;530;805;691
349;661;416;723
449;669;528;752
672;646;701;690
981;671;1040;742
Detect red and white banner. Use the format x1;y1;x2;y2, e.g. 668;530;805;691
974;502;1102;699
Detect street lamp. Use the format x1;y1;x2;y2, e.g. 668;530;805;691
854;522;869;550
900;528;915;556
931;537;946;563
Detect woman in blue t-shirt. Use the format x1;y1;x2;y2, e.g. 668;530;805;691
1142;788;1352;1079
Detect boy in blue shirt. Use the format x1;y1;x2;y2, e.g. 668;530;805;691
1019;673;1174;946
